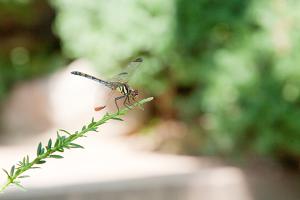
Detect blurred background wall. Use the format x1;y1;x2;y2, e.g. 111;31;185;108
1;0;300;198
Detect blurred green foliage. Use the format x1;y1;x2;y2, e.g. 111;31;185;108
50;0;174;94
199;0;300;158
0;0;64;100
50;0;300;160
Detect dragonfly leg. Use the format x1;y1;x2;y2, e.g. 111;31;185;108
115;95;126;113
127;97;132;105
123;95;131;109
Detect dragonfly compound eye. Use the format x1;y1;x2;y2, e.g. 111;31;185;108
132;90;138;96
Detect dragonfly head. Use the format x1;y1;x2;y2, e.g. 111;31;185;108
130;89;138;99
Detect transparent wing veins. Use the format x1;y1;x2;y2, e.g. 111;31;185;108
109;57;143;83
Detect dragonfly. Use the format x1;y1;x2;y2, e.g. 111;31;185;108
71;57;143;112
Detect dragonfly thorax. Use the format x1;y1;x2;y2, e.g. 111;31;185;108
118;83;138;98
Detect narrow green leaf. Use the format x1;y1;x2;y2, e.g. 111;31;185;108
15;169;21;175
40;147;45;155
36;160;46;164
18;175;30;179
57;148;64;152
17;161;23;167
57;131;61;137
88;118;96;128
91;127;98;132
88;122;95;128
2;168;10;178
54;137;60;147
57;136;65;147
111;117;124;121
69;143;84;149
10;165;15;176
49;155;64;159
47;139;52;149
31;167;40;169
81;125;86;131
26;155;29;164
13;182;26;191
37;142;42;156
68;134;77;140
59;129;72;136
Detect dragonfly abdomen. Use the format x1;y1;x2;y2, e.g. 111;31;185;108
71;71;113;89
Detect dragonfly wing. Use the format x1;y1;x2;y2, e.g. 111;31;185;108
109;57;143;83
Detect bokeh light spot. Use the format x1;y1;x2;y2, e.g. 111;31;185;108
10;47;30;66
282;83;299;102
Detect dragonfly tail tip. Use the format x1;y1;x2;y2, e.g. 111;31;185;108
71;71;77;75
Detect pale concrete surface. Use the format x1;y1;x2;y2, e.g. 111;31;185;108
0;168;251;200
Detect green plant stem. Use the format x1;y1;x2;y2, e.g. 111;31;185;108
0;182;10;193
0;97;153;193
